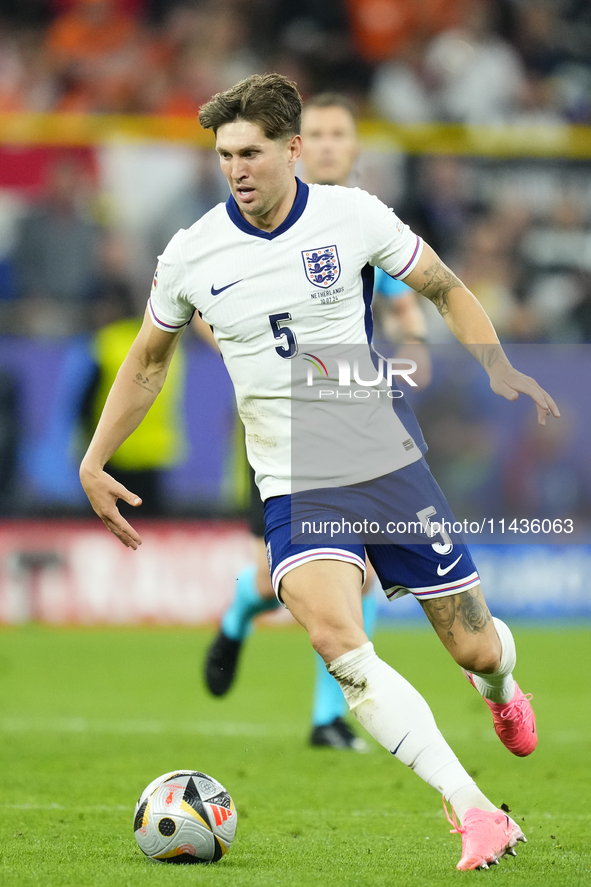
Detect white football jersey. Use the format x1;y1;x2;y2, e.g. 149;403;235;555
149;180;426;500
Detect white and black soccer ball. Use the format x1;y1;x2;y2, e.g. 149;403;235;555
133;770;237;864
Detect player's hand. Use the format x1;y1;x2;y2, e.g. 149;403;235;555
487;363;560;425
79;464;143;549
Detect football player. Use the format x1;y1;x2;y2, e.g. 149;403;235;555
81;74;558;871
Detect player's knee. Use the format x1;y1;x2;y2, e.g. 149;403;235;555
309;623;347;662
308;622;367;664
457;642;501;674
309;627;333;662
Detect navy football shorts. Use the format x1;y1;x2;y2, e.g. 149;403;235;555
263;458;479;605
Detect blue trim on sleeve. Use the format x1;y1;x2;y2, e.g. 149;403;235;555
148;297;193;330
225;178;309;240
374;267;412;299
393;235;421;279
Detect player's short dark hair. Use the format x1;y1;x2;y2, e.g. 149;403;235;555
303;92;358;123
199;73;303;140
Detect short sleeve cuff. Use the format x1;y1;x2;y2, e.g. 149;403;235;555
392;236;423;280
148;296;194;332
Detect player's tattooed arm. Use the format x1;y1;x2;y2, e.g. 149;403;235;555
415;260;463;318
133;372;155;394
404;241;498;334
472;344;506;371
403;244;560;423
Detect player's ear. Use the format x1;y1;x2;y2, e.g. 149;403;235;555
287;134;303;165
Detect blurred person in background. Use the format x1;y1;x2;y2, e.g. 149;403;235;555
518;197;591;341
346;0;466;66
204;91;429;751
0;16;58;112
361;0;466;126
424;0;526;124
268;0;371;99
370;36;435;125
454;214;520;342
513;0;591;123
150;149;227;257
45;0;145;113
10;153;101;336
135;2;205;115
147;0;263;117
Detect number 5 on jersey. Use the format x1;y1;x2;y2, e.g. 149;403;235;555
269;313;298;359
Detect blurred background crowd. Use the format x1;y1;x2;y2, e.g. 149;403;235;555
0;0;590;121
0;0;590;528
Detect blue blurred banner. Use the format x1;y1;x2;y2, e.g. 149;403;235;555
378;544;591;621
0;336;237;513
1;340;589;537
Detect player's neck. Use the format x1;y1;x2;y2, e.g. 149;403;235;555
238;177;298;233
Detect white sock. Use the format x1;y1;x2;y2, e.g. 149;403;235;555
327;642;497;820
469;617;516;704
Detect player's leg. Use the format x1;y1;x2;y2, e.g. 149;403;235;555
368;457;537;759
204;468;279;696
419;585;502;674
281;559;502;818
309;563;377;750
267;483;526;869
420;586;537;756
281;559;526;869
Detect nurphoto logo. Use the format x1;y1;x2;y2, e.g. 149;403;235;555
302;352;417;398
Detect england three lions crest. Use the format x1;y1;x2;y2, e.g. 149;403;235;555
302;245;341;289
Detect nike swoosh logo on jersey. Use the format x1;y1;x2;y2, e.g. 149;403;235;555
211;279;242;296
437;554;463;576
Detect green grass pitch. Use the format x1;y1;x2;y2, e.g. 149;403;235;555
0;623;589;886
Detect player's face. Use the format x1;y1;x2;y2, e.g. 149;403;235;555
300;105;359;186
216;120;302;227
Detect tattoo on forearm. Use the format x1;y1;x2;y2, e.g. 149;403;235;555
417;261;462;317
478;346;500;369
133;372;155;394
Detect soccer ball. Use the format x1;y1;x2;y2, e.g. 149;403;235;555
133;770;237;864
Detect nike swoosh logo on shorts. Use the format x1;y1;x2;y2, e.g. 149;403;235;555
437;554;463;577
211;279;242;296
